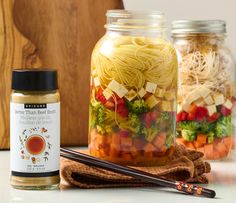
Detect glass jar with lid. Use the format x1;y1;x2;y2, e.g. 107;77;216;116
172;20;235;160
88;10;178;166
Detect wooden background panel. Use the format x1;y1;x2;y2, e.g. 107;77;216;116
0;0;41;149
0;0;123;149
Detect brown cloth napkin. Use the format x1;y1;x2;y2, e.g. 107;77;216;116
60;144;211;188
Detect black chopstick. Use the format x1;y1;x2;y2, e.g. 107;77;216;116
60;147;216;198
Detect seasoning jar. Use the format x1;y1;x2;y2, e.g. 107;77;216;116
172;20;235;160
10;69;60;189
89;10;178;166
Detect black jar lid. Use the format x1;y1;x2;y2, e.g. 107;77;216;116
12;69;58;91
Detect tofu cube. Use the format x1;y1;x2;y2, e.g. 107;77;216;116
207;105;217;116
204;95;214;105
160;101;172;112
138;88;146;98
164;89;175;100
145;82;157;94
103;88;113;100
108;80;120;92
224;99;233;109
177;104;182;113
194;98;205;107
185;89;201;104
125;89;137;101
214;94;225;105
145;95;159;109
93;77;100;87
108;80;128;98
155;88;166;98
198;86;211;98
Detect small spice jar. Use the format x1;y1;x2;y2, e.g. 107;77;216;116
10;69;60;189
89;10;177;166
172;20;235;160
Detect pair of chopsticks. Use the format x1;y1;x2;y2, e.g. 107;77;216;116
60;148;216;198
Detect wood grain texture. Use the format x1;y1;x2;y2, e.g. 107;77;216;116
12;0;124;147
0;0;41;149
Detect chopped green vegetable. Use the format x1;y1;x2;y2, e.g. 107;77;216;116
215;116;232;137
165;134;174;148
177;121;200;131
120;113;146;137
199;121;215;133
207;132;214;144
145;126;158;142
127;99;150;114
181;129;196;142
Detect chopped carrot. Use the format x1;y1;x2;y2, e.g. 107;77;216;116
121;153;132;161
121;137;133;147
223;137;233;149
99;148;109;158
211;149;220;160
152;132;166;149
196;134;207;144
185;141;196;150
130;146;140;157
176;137;187;146
133;138;147;150
196;147;204;154
204;144;214;159
111;133;121;145
110;144;120;157
144;143;156;158
214;142;227;158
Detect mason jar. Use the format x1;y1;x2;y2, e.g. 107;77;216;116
88;10;178;166
172;20;235;160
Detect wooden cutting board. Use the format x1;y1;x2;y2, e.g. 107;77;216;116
0;0;123;149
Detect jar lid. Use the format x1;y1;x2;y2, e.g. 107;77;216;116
171;20;226;34
12;69;58;91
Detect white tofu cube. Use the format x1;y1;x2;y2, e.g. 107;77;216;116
164;89;175;100
125;89;137;101
108;80;128;98
94;77;100;87
155;88;165;98
185;89;201;104
145;82;157;94
108;80;120;92
194;98;205;107
145;95;159;109
103;88;113;100
207;105;216;116
204;95;214;105
115;85;128;98
177;104;182;113
214;94;225;105
198;86;211;98
138;88;146;98
160;101;172;112
224;99;233;109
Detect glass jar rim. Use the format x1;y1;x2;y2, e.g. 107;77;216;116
171;20;226;35
105;10;166;32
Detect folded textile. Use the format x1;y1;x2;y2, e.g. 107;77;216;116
60;144;211;188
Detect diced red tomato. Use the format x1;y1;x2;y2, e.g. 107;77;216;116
196;106;208;122
208;112;219;122
187;112;196;121
176;112;182;122
220;105;231;116
181;112;188;121
145;112;153;128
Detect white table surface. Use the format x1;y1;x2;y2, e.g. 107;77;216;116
1;150;236;203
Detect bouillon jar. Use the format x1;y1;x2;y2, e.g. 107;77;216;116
172;20;235;160
10;69;60;189
89;10;178;166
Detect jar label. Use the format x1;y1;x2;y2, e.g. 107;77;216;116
10;102;60;177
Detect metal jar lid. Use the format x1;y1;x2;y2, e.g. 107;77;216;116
171;20;226;34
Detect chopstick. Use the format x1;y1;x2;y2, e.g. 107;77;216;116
60;147;216;198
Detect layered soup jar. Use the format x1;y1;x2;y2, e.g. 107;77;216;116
89;10;178;166
172;20;235;160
